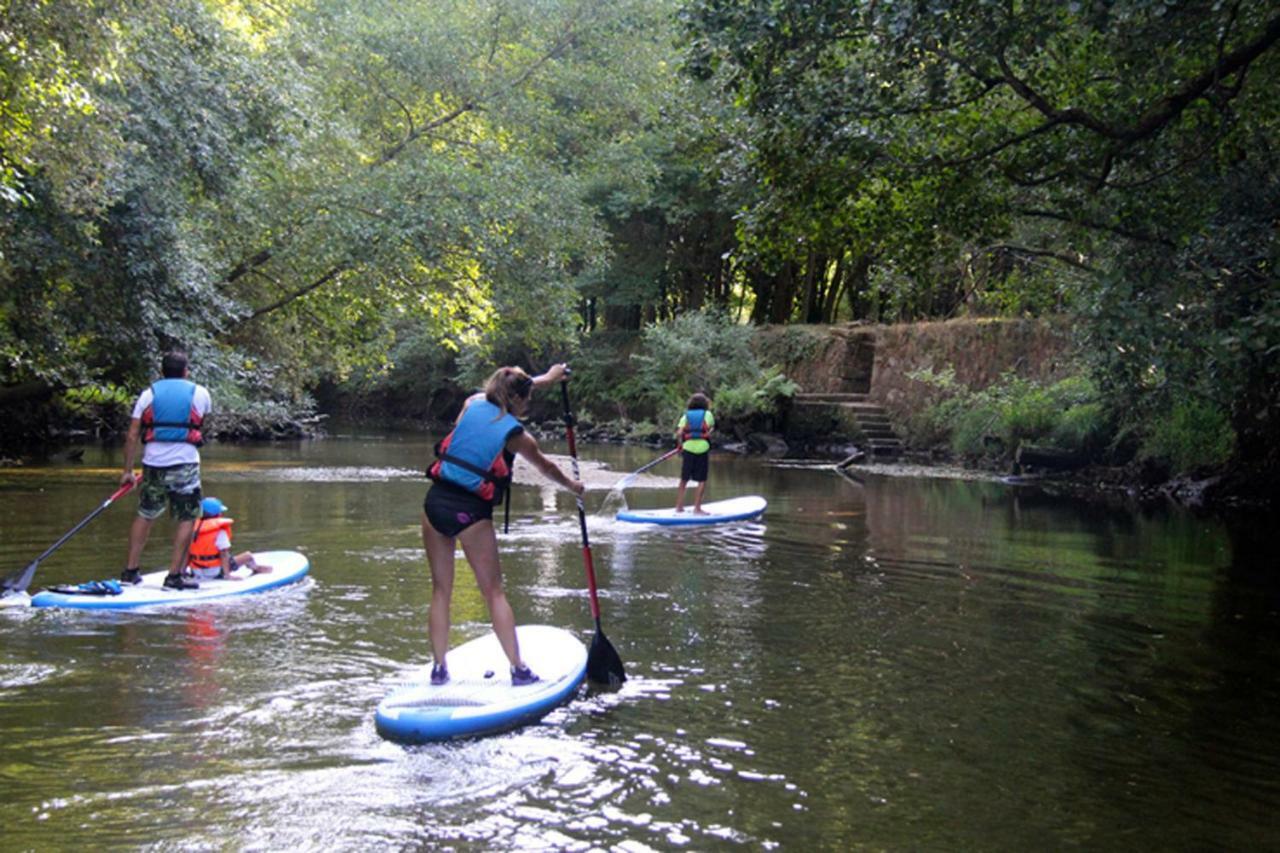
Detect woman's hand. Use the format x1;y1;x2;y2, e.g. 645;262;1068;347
533;363;569;388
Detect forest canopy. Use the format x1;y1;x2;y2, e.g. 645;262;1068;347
2;0;1276;474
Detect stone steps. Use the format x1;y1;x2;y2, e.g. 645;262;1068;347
791;393;903;458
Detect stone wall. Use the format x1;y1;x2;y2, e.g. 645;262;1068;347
752;324;877;394
867;317;1075;425
754;317;1075;427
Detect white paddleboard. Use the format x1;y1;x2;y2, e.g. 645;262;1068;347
376;624;587;744
616;495;767;526
28;550;310;610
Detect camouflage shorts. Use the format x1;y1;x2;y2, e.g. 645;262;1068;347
138;463;202;521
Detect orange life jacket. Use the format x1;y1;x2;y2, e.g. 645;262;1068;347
188;517;234;569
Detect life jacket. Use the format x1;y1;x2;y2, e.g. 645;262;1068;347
427;399;522;503
680;408;710;442
188;517;233;569
142;379;204;445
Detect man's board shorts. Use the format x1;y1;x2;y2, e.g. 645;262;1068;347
424;481;494;538
680;450;709;483
138;463;202;521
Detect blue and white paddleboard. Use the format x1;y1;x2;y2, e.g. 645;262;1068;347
28;550;310;610
616;495;767;526
376;624;587;744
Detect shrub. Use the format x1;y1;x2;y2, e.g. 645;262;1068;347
906;367;1108;462
1051;402;1108;454
1140;400;1236;474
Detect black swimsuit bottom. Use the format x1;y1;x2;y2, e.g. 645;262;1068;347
424;480;494;538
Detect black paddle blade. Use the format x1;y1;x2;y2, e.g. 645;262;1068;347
587;628;626;688
1;561;38;595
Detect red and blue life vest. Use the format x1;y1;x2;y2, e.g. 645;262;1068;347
680;408;710;442
142;379;204;445
428;399;523;503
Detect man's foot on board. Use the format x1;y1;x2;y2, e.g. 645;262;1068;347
120;568;143;585
693;508;710;515
162;574;199;591
511;664;540;686
674;507;685;513
430;663;449;686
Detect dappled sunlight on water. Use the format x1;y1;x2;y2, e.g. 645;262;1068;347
1;440;1278;848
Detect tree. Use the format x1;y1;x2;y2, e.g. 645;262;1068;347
682;0;1280;464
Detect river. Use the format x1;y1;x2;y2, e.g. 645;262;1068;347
1;430;1277;849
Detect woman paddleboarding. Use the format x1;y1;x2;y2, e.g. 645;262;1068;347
422;364;584;687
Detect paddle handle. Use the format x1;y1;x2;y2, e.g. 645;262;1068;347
35;480;135;564
3;479;136;594
634;446;680;477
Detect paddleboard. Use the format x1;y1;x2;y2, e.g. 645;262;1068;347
376;624;587;744
616;495;767;526
28;550;310;610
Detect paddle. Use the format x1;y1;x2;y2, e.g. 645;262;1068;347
559;378;627;687
616;445;680;493
1;480;136;597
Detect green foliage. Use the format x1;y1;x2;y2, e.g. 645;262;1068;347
682;0;1279;470
713;366;798;423
631;309;760;413
1051;402;1107;455
551;312;797;429
1140;400;1237;476
907;369;1110;460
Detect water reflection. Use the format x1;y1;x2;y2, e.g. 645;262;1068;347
0;441;1277;848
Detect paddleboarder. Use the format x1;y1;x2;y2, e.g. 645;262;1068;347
119;351;211;591
674;392;714;515
423;364;583;687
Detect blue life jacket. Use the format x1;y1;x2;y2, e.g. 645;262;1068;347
681;408;709;441
428;399;522;503
143;379;204;445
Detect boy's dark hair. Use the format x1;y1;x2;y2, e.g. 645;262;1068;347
161;351;189;378
687;392;711;410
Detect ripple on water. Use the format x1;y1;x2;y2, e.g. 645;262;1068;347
218;466;422;482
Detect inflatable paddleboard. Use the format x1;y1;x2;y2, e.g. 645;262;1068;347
376;624;587;744
616;495;767;526
28;550;309;610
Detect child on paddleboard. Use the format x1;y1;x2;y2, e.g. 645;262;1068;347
186;497;274;580
675;392;714;514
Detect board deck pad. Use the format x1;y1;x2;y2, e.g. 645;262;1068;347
616;495;767;526
376;624;587;744
28;550;309;610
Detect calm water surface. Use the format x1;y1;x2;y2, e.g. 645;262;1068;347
1;431;1277;849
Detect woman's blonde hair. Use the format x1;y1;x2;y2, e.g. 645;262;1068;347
484;366;534;417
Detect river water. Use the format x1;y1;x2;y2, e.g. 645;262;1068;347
1;431;1277;849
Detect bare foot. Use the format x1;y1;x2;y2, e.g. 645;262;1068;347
674;507;685;513
253;564;274;574
694;508;710;515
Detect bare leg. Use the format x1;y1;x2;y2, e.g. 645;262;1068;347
675;479;689;512
235;552;272;573
693;480;708;514
422;513;457;666
126;515;155;567
167;519;196;575
456;520;523;669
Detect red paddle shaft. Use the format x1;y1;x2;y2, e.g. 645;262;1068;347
561;405;602;621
